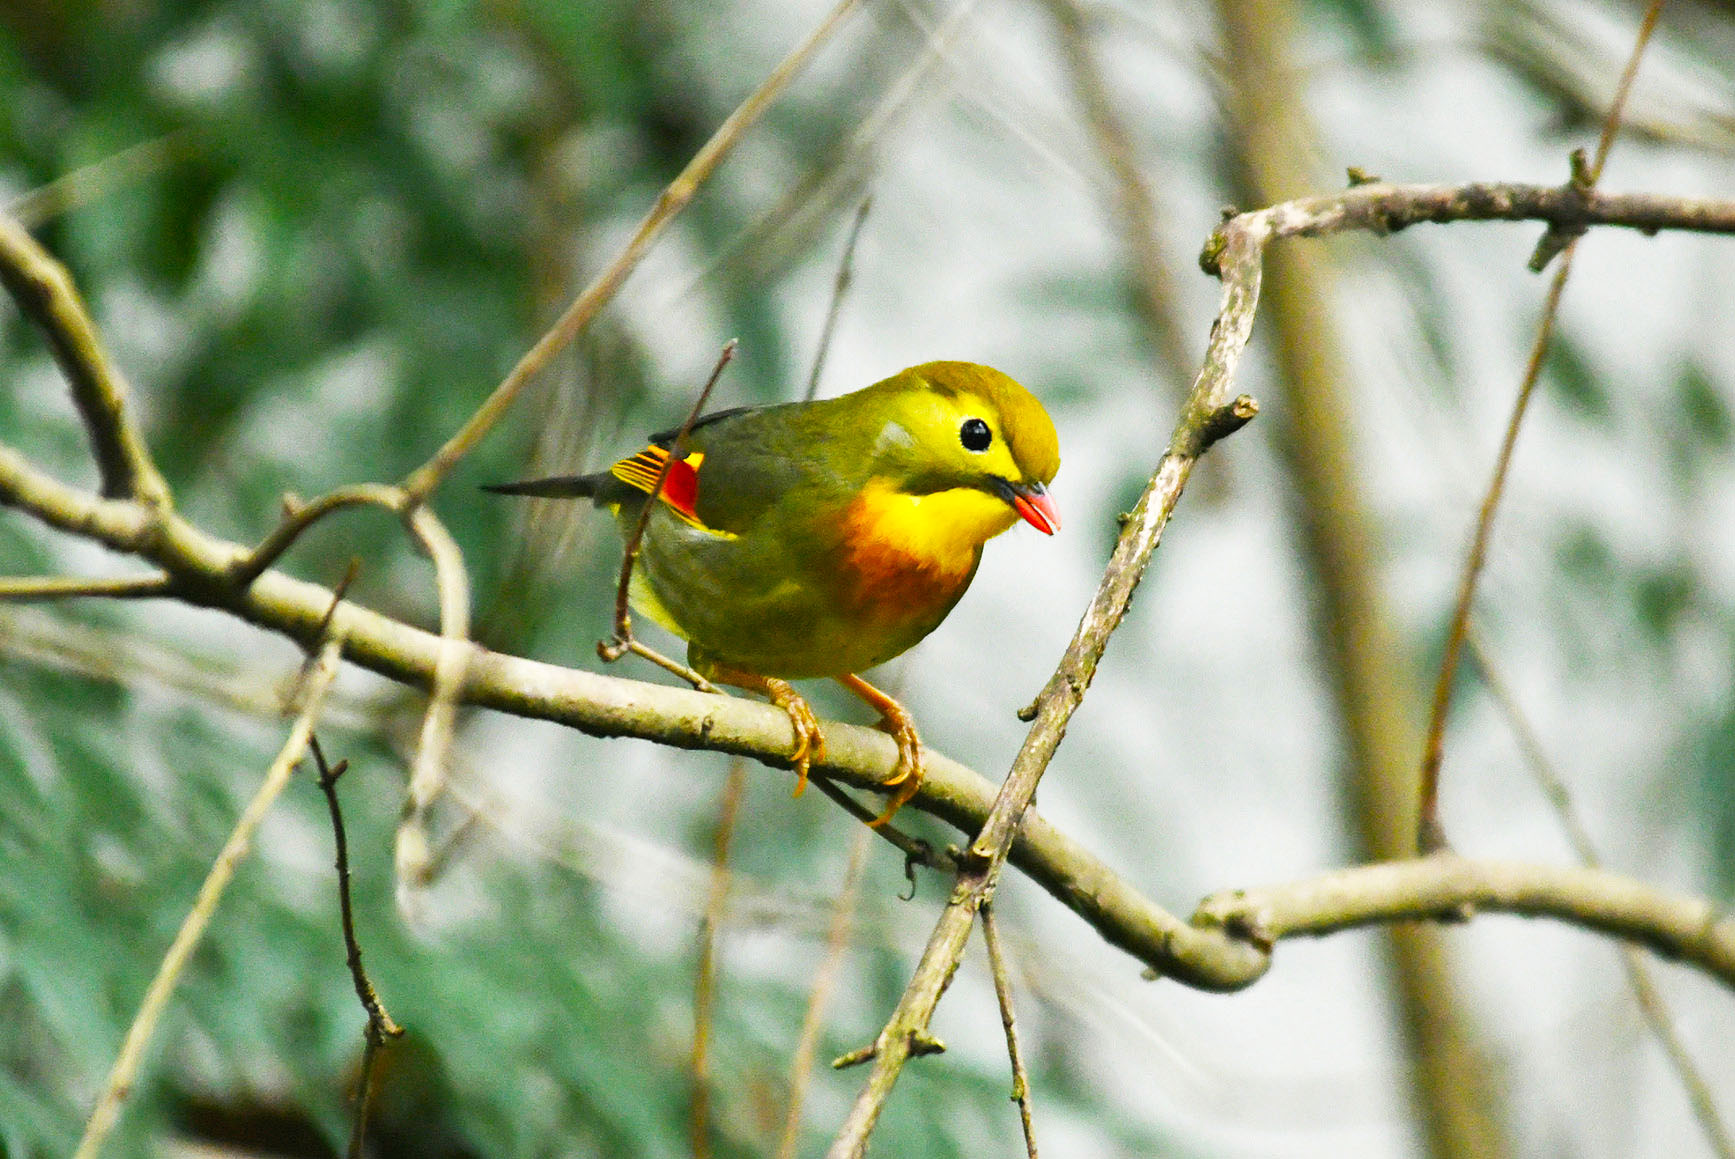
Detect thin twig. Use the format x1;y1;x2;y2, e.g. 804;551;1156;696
678;0;982;302
230;484;407;586
310;736;405;1159
598;341;736;690
809;776;955;876
827;273;1262;1159
981;903;1037;1159
803;198;873;403
0;573;171;601
398;0;867;505
691;759;749;1159
778;828;872;1159
1468;633;1735;1159
7;134;188;227
72;633;346;1159
0;215;169;504
1414;0;1667;853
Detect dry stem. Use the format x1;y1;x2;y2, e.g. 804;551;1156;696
1417;0;1667;853
310;736;405;1159
72;635;345;1159
777;828;872;1159
398;0;867;504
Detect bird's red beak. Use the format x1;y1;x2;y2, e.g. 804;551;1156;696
1008;481;1060;535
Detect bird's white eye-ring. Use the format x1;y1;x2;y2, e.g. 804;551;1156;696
960;417;992;452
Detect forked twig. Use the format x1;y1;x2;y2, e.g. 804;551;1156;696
310;736;405;1159
72;633;347;1159
230;484;407;587
1415;0;1667;853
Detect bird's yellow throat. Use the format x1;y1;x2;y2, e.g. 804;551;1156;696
844;478;1019;576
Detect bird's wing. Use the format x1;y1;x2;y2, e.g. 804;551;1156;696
603;403;824;534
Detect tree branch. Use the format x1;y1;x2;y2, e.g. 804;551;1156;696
397;0;867;504
72;633;346;1159
1192;858;1735;983
0;215;169;505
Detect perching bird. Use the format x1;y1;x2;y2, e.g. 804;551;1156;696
486;361;1060;825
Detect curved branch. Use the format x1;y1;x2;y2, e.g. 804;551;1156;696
1192;858;1735;986
0;440;1253;986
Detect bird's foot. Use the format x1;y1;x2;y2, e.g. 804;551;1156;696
762;677;825;796
836;674;924;828
869;709;923;829
703;664;825;796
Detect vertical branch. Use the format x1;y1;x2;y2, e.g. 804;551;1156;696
777;829;871;1159
1211;1;1509;1156
690;761;749;1159
1415;0;1666;852
73;635;346;1159
596;342;735;692
311;736;405;1159
980;903;1037;1159
804;198;873;403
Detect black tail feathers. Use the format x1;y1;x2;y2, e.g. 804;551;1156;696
481;474;602;499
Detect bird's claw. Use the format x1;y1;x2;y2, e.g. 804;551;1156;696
767;682;824;797
868;713;923;828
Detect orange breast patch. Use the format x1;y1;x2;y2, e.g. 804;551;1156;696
838;482;995;619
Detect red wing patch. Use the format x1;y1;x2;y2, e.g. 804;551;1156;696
609;445;707;529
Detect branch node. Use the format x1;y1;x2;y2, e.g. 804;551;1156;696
1529;147;1597;273
1198;229;1228;277
910;1029;946;1058
1197;393;1260;453
831;1043;878;1071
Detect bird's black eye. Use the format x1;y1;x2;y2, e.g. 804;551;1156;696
960;417;992;452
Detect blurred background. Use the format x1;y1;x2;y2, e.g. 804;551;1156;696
3;0;1735;1155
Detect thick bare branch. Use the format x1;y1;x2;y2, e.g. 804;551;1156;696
1192;858;1735;983
0;216;169;505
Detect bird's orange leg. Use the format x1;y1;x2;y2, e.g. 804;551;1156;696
706;664;824;796
835;673;922;828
